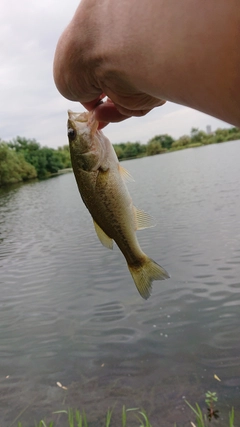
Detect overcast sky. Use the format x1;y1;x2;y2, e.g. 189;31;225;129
1;0;233;149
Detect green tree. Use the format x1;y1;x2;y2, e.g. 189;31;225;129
122;142;138;158
8;137;69;178
190;127;207;143
171;135;191;148
228;126;240;135
8;137;47;177
41;147;64;174
214;127;235;143
57;145;72;168
113;145;124;159
146;139;164;155
0;143;37;186
148;134;174;150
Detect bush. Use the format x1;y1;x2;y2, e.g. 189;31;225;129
0;143;37;186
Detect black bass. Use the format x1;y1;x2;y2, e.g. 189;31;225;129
67;110;169;299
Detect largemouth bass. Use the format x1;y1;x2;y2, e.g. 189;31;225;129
67;110;169;299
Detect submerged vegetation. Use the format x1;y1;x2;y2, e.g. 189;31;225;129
0;126;239;187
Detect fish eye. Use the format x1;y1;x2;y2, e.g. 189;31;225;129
68;128;76;140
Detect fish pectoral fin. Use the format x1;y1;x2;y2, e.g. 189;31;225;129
93;220;113;250
134;206;156;230
118;165;135;182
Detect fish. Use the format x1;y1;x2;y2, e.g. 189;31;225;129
67;110;169;299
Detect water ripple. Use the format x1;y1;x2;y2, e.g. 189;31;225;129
1;142;240;425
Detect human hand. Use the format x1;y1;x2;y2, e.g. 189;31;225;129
53;0;166;128
54;0;240;128
83;97;166;130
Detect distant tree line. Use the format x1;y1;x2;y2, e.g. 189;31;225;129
0;126;239;187
113;134;175;160
113;126;240;160
0;137;71;187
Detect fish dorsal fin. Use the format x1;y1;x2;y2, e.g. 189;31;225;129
134;206;156;230
118;164;135;182
93;220;113;250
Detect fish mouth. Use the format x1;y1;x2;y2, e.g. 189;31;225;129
68;110;88;123
67;110;99;134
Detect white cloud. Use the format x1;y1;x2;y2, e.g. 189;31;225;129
0;0;234;149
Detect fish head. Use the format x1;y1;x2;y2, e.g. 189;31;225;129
67;110;104;171
67;110;99;154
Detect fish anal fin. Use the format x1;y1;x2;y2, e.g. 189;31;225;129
134;206;156;230
118;164;135;182
128;257;170;300
93;220;113;250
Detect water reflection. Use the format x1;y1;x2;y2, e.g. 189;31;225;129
0;141;240;426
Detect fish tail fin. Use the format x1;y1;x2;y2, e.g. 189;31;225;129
128;256;170;300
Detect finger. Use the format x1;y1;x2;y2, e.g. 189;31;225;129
100;78;166;112
94;101;129;123
97;115;128;130
94;97;166;124
82;93;106;111
113;100;166;117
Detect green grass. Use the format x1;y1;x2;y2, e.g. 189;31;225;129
17;422;53;427
15;407;153;427
185;400;235;427
14;402;236;427
185;400;208;427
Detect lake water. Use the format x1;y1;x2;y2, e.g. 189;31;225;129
0;141;240;426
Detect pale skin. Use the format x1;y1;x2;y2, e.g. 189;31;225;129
53;0;240;128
